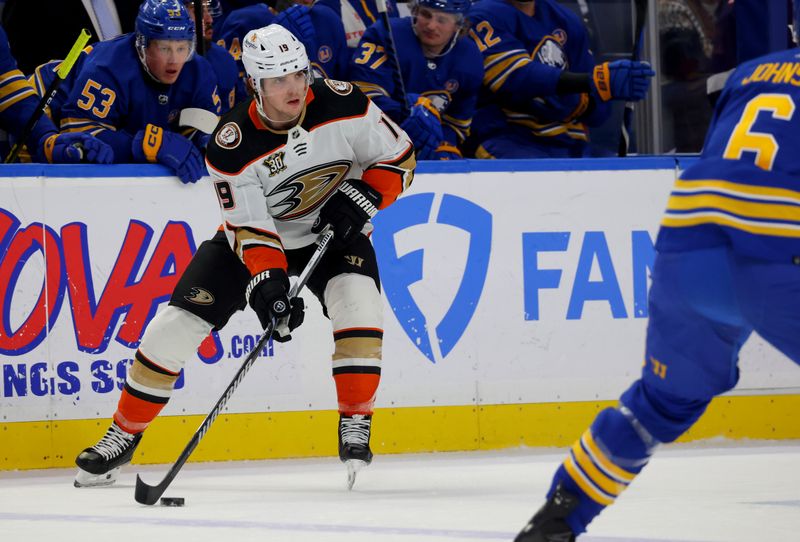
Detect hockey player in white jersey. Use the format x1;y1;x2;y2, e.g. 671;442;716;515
73;24;415;489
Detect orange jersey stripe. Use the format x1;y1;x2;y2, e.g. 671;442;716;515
242;245;288;276
362;143;415;209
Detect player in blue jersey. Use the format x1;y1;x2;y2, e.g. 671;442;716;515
216;1;348;82
183;0;247;113
57;0;221;183
0;25;111;164
317;0;399;50
350;0;482;160
515;5;800;541
467;0;654;158
29;0;241;120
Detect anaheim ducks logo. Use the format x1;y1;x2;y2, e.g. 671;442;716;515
184;287;215;305
267;160;351;220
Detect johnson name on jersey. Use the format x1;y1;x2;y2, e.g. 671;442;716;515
205;79;415;275
658;47;800;262
350;17;483;147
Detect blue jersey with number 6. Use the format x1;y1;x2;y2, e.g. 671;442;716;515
658;47;800;262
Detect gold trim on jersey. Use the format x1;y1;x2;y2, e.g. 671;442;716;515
663;178;800;237
352;81;390;100
483;50;532;92
0;69;37;113
503;110;589;141
61;117;116;136
442;113;471;142
225;222;285;264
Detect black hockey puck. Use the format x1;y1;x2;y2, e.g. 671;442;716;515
160;497;185;507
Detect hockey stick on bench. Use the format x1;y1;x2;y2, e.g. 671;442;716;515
134;228;334;505
376;0;409;114
5;29;91;163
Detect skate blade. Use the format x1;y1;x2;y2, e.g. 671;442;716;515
345;459;367;490
74;467;121;488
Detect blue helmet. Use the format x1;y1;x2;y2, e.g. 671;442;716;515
136;0;195;42
414;0;471;16
794;0;800;44
135;0;196;80
208;0;223;19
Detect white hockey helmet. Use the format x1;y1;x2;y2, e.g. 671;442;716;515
242;25;309;80
242;25;312;119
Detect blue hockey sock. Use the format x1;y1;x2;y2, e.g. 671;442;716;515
549;406;656;534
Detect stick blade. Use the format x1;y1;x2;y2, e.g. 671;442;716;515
135;474;164;505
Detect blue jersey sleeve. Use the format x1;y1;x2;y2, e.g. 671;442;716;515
0;25;58;155
309;4;349;80
216;5;275;80
59;59;134;161
205;43;244;114
27;48;90;127
467;5;563;106
440;42;484;147
349;22;404;122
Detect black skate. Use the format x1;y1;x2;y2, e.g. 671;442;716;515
74;422;142;488
338;413;373;490
515;483;579;542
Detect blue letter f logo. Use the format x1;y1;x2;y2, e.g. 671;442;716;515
372;193;492;363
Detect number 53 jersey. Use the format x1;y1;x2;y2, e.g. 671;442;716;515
205;78;416;276
657;47;800;262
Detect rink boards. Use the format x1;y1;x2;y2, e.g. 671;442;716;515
1;158;798;469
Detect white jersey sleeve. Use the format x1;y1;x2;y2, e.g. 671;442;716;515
350;100;416;209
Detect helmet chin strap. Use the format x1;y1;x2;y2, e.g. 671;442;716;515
136;40;162;84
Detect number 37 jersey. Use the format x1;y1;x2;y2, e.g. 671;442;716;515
657;47;800;262
205;79;415;276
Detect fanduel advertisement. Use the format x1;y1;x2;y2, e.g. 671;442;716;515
2;169;798;423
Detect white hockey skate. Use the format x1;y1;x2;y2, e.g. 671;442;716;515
338;414;373;490
74;422;142;488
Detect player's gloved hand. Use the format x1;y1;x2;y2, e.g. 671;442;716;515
401;97;442;161
40;132;114;164
276;5;318;60
246;268;305;341
434;143;462;160
311;178;381;249
132;124;206;184
591;60;655;102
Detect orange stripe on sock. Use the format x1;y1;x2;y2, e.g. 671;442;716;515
113;388;168;434
334;373;380;415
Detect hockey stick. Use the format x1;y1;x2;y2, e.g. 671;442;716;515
134;229;334;505
4;29;91;164
375;0;409;114
617;0;648;157
193;0;206;56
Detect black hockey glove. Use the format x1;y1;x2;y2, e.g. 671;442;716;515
245;268;305;342
311;179;382;249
